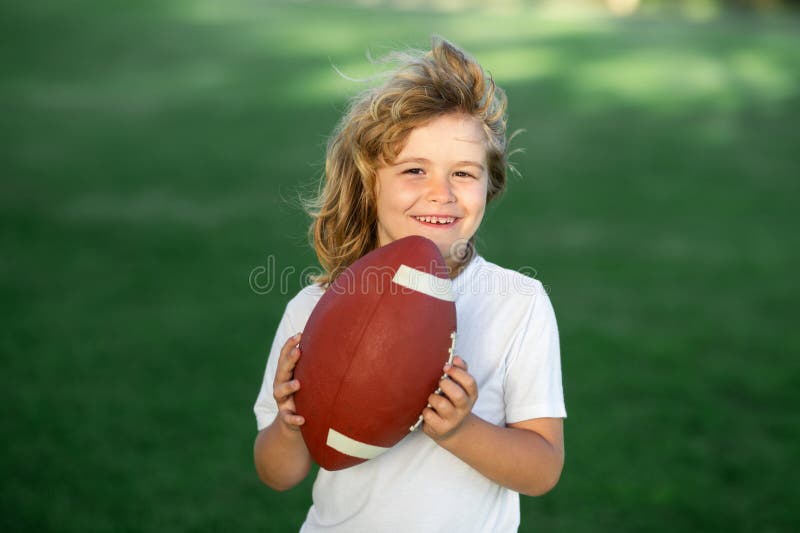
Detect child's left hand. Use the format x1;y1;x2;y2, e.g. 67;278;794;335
422;356;478;443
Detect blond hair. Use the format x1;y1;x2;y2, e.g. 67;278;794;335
306;36;510;285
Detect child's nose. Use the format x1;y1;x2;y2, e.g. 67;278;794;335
426;174;456;204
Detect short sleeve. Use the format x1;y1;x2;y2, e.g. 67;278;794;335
503;282;567;423
253;306;299;431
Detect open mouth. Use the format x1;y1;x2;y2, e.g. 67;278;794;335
412;215;458;226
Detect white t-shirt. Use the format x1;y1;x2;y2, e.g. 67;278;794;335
254;255;566;533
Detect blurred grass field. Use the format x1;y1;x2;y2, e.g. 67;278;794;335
2;1;799;531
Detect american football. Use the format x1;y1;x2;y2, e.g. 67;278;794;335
294;235;458;471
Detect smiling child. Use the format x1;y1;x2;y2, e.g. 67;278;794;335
253;36;566;533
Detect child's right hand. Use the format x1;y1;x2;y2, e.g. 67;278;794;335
272;332;305;431
255;332;311;489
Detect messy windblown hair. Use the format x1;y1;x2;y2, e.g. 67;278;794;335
305;36;510;285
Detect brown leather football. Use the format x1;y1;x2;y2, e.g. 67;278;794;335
294;235;457;471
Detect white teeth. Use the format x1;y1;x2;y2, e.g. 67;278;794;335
415;216;455;224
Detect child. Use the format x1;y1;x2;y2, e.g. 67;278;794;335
253;36;566;532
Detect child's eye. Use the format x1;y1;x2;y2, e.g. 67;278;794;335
454;171;475;179
404;168;425;175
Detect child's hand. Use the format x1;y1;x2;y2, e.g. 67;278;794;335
422;356;478;442
272;333;305;431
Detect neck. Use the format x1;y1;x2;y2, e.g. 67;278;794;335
446;256;472;279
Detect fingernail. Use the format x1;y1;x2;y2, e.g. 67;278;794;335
443;363;452;371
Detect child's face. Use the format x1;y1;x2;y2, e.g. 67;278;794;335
375;113;488;269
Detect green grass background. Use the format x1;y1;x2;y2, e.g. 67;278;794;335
2;1;798;531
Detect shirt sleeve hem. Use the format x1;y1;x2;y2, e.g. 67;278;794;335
255;409;277;432
506;404;567;424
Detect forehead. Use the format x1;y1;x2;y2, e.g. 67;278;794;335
394;113;487;159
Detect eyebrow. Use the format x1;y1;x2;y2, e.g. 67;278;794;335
393;157;486;171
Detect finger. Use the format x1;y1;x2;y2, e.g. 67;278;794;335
279;333;302;361
279;410;305;429
422;406;444;432
427;392;454;418
274;349;300;387
452;355;468;370
443;364;478;400
438;377;468;408
281;332;302;355
276;335;302;381
273;379;300;403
